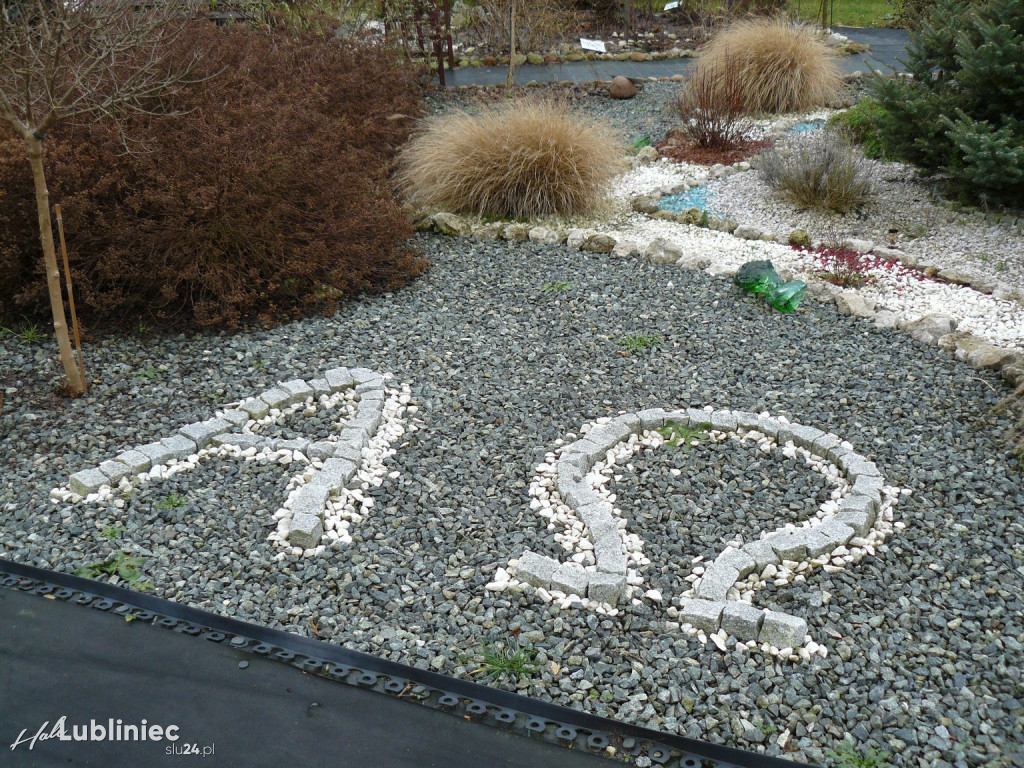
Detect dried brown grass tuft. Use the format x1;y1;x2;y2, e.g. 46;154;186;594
758;129;874;213
695;16;842;115
397;98;628;220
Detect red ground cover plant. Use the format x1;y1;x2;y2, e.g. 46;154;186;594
0;22;426;330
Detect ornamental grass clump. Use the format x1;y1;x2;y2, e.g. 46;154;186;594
758;129;874;213
694;17;842;114
397;99;628;220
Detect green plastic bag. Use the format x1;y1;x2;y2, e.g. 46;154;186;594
734;260;806;313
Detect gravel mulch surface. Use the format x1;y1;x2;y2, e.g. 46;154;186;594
2;232;1023;767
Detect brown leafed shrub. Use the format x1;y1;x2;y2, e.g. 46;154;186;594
0;22;426;330
694;16;842;114
397;98;628;220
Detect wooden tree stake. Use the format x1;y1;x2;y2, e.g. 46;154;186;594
54;204;87;392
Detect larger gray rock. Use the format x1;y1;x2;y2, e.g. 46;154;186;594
643;238;682;265
238;397;270;419
433;212;471;236
218;409;250;428
583;234;617;253
760;611;807;648
258;387;292;409
515;551;559;588
160;435;198;460
721;602;765;642
115;450;152;474
179;418;231;449
769;532;808;561
907;315;956;345
97;460;131;484
549;563;589;597
630;196;660;214
324;367;354;391
69;468;110;496
967;344;1019;371
291;483;329;521
588;572;626;604
136;441;177;466
715;547;756;578
288;513;323;549
818;518;855;546
280;379;315;403
835;290;876;318
313;457;358;491
743;540;780;570
696;563;739;601
835;494;876;535
680;599;725;633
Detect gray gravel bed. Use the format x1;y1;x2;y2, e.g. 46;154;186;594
252;403;350;442
610;439;834;600
2;234;1023;767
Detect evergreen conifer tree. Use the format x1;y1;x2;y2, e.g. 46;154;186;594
869;0;1024;207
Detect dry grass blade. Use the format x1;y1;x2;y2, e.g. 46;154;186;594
397;98;628;220
695;16;842;114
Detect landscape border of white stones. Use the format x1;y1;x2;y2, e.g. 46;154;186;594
415;161;1024;387
510;407;888;654
60;367;403;553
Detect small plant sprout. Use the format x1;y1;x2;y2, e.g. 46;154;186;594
132;366;158;380
656;420;711;451
617;333;664;354
155;493;187;510
631;134;651;153
100;525;124;540
541;281;572;294
469;636;539;682
74;552;152;591
1;322;44;344
825;740;891;768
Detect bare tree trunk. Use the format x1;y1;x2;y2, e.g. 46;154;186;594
27;135;86;395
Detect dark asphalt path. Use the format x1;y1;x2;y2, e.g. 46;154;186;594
434;26;909;87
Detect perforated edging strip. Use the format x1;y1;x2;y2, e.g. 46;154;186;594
0;558;818;768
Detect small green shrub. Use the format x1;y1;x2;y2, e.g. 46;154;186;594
74;551;152;591
397;98;628;220
758;130;874;213
617;333;663;353
656;420;710;450
693;16;842;115
869;0;1024;208
828;98;887;159
826;740;891;768
468;636;539;682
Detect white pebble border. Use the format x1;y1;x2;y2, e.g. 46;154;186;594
53;367;415;558
487;406;907;663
